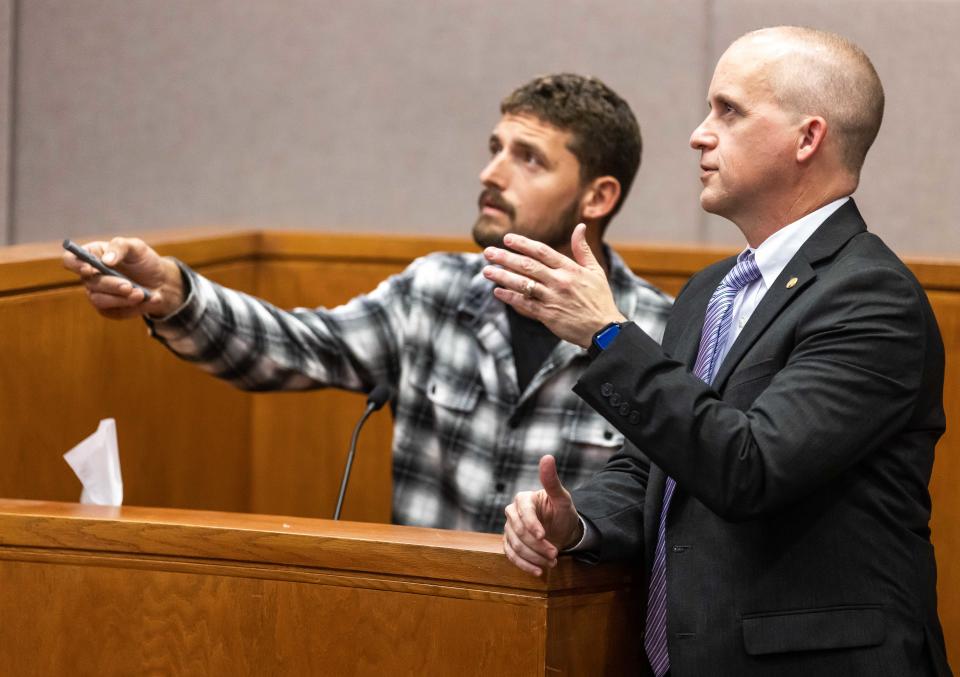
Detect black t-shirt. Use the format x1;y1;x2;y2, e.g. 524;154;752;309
506;306;560;393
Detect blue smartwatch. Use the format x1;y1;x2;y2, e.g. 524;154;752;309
587;321;622;359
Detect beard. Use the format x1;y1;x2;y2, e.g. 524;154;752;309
472;189;582;251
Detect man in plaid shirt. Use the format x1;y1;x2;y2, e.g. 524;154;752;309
64;74;672;533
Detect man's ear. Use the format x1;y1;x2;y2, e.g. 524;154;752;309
797;116;828;163
580;176;621;222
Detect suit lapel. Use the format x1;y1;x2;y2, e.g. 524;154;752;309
670;264;731;367
710;259;816;390
711;199;868;391
644;465;666;568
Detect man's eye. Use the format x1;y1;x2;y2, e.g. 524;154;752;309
523;151;542;166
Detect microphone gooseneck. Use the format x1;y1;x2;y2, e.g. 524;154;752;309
333;385;394;520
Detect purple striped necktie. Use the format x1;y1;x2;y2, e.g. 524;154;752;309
643;251;762;677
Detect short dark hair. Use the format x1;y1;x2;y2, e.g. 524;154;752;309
742;27;884;176
501;74;642;228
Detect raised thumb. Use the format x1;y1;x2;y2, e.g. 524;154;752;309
571;223;601;269
538;455;568;500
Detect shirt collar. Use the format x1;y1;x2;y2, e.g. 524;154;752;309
746;196;850;289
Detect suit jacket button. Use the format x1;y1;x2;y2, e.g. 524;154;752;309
601;383;613;396
610;393;621;406
629;411;640;425
619;403;630;416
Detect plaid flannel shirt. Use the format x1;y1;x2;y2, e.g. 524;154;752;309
148;248;672;533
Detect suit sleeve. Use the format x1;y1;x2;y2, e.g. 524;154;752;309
570;441;650;562
574;263;930;521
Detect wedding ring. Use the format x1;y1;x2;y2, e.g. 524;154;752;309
521;279;537;299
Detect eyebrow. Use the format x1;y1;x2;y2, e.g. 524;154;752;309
489;134;552;167
515;139;548;161
710;92;740;109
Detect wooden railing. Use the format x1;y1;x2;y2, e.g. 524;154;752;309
0;227;956;668
0;498;640;675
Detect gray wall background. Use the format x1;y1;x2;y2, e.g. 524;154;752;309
2;0;958;256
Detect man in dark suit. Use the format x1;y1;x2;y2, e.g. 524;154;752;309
482;26;952;676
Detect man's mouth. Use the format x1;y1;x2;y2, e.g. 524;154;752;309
478;189;515;218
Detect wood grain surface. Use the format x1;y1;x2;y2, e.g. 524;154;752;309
0;500;638;675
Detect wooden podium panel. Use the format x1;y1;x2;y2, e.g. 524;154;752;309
0;500;641;676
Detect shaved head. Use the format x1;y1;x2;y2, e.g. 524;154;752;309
732;26;884;176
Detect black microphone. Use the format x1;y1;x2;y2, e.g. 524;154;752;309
333;384;394;520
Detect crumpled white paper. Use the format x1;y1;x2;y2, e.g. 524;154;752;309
63;418;124;506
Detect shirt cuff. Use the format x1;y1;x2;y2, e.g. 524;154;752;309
143;260;201;338
563;515;600;553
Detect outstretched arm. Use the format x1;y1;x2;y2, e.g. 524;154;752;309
64;235;411;394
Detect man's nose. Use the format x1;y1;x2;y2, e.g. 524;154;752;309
480;152;508;188
690;117;716;151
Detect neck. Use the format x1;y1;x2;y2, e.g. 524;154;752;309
737;185;853;248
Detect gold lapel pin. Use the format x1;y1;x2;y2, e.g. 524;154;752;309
786;277;798;289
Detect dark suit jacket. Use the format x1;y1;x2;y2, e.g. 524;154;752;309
571;201;952;676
